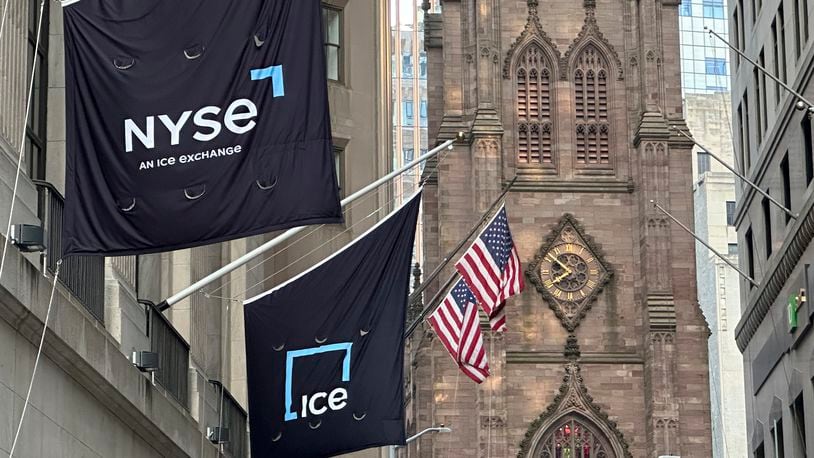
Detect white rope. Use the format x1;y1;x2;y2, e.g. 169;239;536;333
9;259;61;457
224;146;452;301
0;0;46;283
234;184;416;299
203;186;384;298
0;0;10;47
444;370;460;458
487;335;494;458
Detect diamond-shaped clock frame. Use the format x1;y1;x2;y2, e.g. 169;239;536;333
526;214;613;331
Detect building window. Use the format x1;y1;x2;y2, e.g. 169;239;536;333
791;393;806;452
728;243;739;255
758;49;767;140
804;114;813;185
516;45;554;165
727;201;737;226
402;55;413;77
703;0;726;18
794;0;802;57
574;45;611;166
753;66;762;146
740;94;752;172
333;145;344;196
322;5;343;82
779;6;787;83
403;148;414;162
419;53;427;78
705;57;727;75
404;101;414;127
755;441;766;458
746;227;755;285
698;151;711;175
763;194;772;256
734;9;742;68
781;152;791;224
771;419;785;458
420;100;427;120
680;0;692;15
25;0;48;180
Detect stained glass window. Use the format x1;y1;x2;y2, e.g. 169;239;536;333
538;416;614;458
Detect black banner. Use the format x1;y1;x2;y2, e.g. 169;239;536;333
244;191;421;457
62;0;341;255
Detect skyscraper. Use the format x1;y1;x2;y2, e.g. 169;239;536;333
679;0;748;455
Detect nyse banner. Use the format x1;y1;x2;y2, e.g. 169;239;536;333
243;191;421;457
62;0;341;255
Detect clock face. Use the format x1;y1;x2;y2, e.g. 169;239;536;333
539;243;602;301
525;216;611;331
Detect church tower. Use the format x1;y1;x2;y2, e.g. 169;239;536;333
408;0;713;455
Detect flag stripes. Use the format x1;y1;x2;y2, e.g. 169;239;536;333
427;279;489;383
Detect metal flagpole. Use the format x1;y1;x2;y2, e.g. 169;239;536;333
671;126;798;220
407;176;518;306
156;133;464;310
651;200;759;287
405;271;459;338
705;27;814;113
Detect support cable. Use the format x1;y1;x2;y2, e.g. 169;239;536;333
0;0;10;46
202;185;384;298
8;259;61;458
0;0;46;282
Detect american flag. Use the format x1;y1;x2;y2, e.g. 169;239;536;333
455;204;523;332
427;278;490;383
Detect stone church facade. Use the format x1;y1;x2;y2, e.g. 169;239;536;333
407;0;713;456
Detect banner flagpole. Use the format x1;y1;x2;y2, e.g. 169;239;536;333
407;176;518;306
156;133;464;310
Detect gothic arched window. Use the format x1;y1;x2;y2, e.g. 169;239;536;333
516;45;554;166
537;415;616;458
573;45;611;167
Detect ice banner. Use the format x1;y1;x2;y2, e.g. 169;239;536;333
243;191;422;457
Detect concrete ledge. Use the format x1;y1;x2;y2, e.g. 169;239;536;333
0;246;216;458
506;351;644;364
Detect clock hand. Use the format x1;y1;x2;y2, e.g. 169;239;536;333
553;267;573;283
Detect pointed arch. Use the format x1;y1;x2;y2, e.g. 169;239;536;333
518;363;632;458
561;12;623;81
570;40;614;168
513;43;557;166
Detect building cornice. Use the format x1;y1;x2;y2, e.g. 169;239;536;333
735;191;814;351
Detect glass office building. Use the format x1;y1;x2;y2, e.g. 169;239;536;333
679;0;731;93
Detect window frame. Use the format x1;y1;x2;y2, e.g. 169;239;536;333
572;45;614;173
726;201;737;226
763;194;773;257
321;3;344;83
25;0;48;181
780;152;791;224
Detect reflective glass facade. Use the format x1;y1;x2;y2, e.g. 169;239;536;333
679;0;731;93
391;0;434;200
